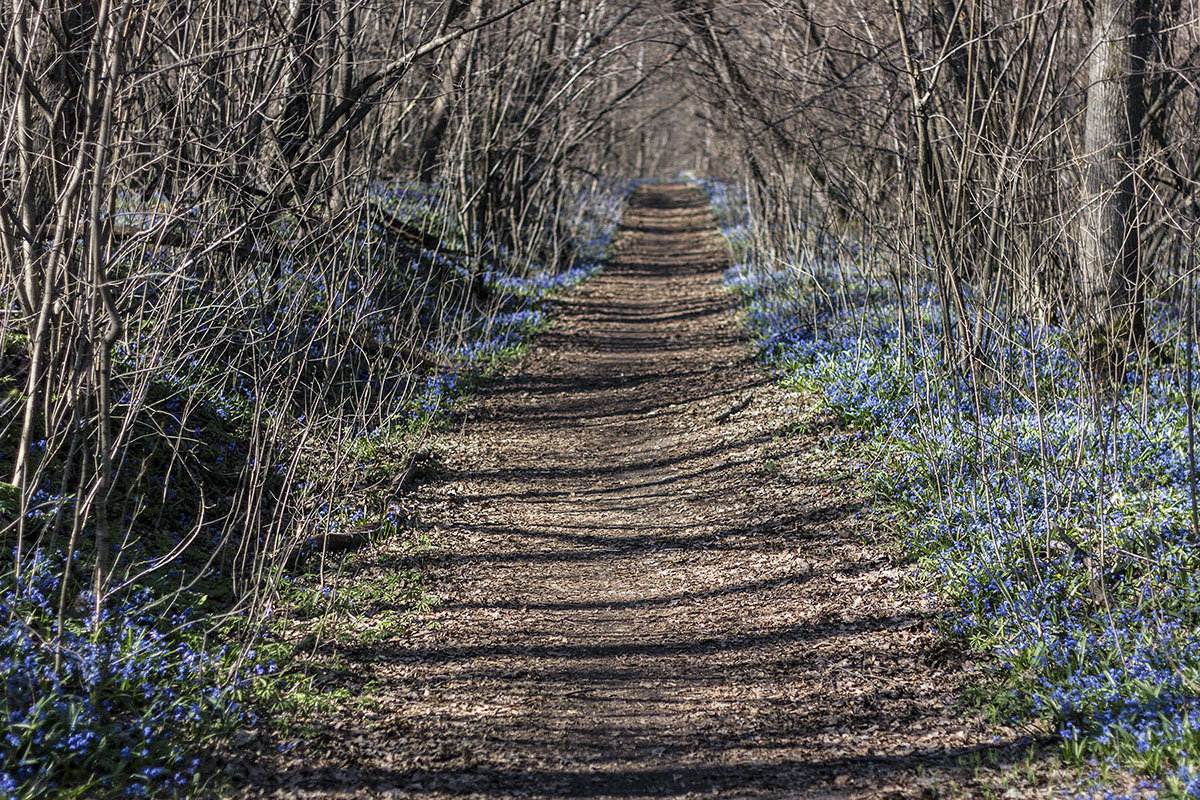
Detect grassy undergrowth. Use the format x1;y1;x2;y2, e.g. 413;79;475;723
242;532;442;743
0;181;628;798
704;179;1200;799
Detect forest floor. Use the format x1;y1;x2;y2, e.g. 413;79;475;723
229;183;1070;799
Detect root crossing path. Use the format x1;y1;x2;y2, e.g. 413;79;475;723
241;184;1051;799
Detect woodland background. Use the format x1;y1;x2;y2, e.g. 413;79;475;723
3;0;1200;796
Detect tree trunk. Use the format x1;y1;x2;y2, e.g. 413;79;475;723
1079;0;1150;380
280;0;320;200
415;0;485;182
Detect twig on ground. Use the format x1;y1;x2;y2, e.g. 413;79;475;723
715;393;753;423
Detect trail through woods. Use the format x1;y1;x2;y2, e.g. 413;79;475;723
233;184;1064;799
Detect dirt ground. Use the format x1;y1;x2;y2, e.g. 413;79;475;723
229;183;1070;799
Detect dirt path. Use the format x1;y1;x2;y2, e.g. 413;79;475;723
236;183;1057;799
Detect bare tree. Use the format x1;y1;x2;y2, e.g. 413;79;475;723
1078;0;1154;377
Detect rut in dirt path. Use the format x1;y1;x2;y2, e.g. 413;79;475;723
237;183;1052;799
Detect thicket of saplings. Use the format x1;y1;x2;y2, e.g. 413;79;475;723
9;0;1200;794
682;0;1200;795
0;0;640;794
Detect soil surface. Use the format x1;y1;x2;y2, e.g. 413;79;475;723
231;183;1063;799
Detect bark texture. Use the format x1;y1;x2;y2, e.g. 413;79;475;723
1079;0;1150;376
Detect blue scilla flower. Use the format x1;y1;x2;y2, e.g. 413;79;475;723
0;550;261;796
713;177;1200;788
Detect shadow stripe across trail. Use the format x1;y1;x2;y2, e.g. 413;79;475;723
235;183;1059;799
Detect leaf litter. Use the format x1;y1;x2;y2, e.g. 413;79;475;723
227;184;1096;799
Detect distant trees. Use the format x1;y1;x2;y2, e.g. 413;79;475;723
669;0;1200;382
5;0;1199;639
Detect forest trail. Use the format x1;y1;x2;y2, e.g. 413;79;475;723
236;184;1052;799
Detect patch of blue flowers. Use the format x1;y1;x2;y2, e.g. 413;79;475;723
704;179;1200;797
0;551;258;799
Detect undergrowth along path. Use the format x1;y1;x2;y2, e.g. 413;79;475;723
236;183;1061;799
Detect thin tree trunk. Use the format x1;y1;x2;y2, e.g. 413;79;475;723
416;0;485;182
1078;0;1151;379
